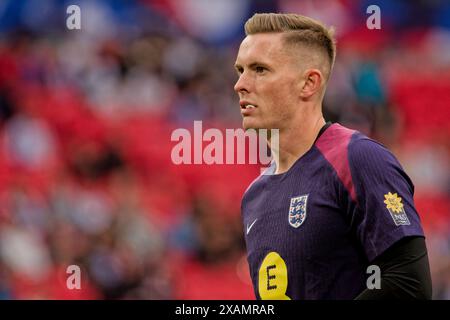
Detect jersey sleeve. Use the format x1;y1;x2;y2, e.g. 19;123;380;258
347;137;424;262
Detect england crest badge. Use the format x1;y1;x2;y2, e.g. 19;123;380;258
288;194;308;228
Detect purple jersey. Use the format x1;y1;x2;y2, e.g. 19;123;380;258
241;123;424;300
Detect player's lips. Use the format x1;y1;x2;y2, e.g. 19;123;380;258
240;101;257;115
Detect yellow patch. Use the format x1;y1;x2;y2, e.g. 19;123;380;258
384;192;404;213
258;252;291;300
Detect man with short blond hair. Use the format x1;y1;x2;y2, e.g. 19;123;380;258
236;13;431;300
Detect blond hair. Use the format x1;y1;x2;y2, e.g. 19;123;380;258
244;13;336;79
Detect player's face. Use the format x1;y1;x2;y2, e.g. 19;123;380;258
234;33;303;131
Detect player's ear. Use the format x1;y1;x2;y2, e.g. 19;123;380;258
299;69;323;99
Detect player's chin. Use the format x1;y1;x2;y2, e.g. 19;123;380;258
242;117;271;132
242;117;263;131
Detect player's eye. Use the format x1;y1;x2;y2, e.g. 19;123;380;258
255;66;266;73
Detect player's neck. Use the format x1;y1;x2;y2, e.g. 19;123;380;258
269;112;325;175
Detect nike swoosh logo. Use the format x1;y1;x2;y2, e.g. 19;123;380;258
246;219;258;235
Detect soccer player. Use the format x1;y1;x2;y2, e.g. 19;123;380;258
234;13;432;300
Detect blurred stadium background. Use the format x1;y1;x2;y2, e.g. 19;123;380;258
0;0;448;299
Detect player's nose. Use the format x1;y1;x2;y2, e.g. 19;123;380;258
234;73;250;94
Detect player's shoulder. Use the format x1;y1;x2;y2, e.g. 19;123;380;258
242;161;274;198
315;122;393;164
315;123;403;202
340;126;404;183
315;122;358;168
346;129;397;168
